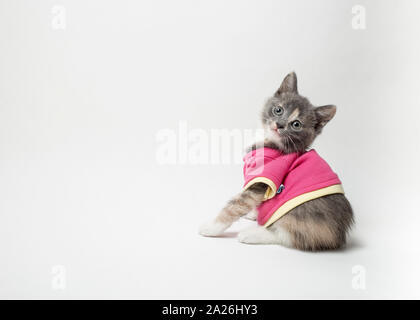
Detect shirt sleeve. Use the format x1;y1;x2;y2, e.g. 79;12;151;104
243;148;297;200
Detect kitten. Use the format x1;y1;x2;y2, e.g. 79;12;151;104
199;72;354;251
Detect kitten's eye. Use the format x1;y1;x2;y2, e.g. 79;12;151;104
291;120;302;131
272;106;284;116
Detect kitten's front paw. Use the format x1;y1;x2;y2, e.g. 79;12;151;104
238;226;264;244
199;220;229;237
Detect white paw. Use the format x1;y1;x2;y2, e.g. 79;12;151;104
237;227;261;244
199;220;229;237
243;209;258;221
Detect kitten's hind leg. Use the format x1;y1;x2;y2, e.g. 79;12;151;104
238;224;292;247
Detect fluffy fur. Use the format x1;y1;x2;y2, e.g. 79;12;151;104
199;72;354;251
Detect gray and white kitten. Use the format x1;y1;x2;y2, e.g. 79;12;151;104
199;72;354;251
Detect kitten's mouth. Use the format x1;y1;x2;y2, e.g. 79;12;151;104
267;123;285;139
270;129;287;144
273;128;285;135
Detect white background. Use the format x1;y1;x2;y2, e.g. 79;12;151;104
1;0;419;299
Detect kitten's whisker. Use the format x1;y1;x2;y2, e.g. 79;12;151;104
286;134;298;153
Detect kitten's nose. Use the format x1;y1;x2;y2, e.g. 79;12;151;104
276;122;285;129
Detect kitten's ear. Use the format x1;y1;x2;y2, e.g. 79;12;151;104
314;105;336;131
275;72;298;96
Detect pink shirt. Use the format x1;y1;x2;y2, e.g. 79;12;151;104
243;148;343;226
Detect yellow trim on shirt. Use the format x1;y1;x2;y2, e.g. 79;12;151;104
243;177;277;200
263;184;345;228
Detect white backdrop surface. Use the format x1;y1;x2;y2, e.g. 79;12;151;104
0;0;419;299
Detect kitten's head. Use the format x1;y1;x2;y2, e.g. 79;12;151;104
262;72;336;154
